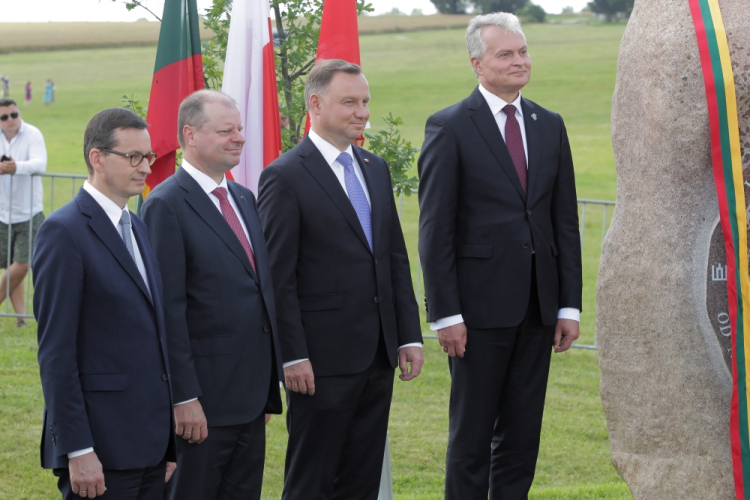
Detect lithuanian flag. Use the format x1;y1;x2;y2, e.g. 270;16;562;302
689;1;750;497
144;0;205;199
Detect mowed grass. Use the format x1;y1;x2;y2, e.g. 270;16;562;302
0;23;629;499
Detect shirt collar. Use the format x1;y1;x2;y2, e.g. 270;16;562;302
180;160;228;196
478;84;524;118
308;129;355;168
83;180;129;228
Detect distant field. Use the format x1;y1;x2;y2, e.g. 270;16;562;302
0;22;630;500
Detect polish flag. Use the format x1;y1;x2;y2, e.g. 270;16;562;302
222;0;282;194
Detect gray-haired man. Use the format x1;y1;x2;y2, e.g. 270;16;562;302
418;13;582;500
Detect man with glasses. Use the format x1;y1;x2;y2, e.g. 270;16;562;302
33;107;175;499
0;98;46;326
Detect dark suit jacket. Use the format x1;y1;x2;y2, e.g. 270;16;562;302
257;137;422;377
140;167;282;427
418;87;582;329
33;188;174;470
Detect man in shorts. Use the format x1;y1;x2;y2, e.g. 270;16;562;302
0;98;47;326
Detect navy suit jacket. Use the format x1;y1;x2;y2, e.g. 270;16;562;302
258;137;423;377
140;167;283;427
418;88;582;328
33;188;174;470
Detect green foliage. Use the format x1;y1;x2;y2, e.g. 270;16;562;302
474;0;529;14
120;93;147;119
364;114;419;197
587;0;633;22
518;3;546;23
201;0;231;89
428;0;471;14
111;0;163;21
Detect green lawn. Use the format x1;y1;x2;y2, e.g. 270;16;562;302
0;22;629;499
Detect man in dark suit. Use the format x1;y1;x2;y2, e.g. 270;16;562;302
418;13;583;500
140;89;282;500
33;107;175;499
258;59;424;500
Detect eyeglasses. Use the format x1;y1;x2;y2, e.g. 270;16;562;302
98;148;157;167
0;112;19;122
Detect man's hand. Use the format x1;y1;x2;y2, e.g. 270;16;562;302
165;462;177;483
265;414;272;424
0;159;16;175
398;346;424;381
69;451;106;498
554;318;580;353
438;322;467;358
284;360;315;395
174;400;208;444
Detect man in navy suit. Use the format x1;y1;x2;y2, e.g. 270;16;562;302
258;59;424;500
140;90;282;500
418;13;582;500
33;108;175;499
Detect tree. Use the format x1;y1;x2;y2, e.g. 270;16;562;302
472;0;529;14
428;0;470;15
517;3;545;23
587;0;633;22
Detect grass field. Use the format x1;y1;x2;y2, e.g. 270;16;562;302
0;21;629;499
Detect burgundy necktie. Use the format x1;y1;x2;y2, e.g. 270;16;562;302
212;187;256;273
502;104;527;195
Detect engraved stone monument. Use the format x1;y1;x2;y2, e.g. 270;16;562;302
597;0;750;498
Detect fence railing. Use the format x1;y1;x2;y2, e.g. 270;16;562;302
2;176;614;352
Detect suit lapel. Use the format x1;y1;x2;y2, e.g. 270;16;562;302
521;97;541;203
352;147;381;255
176;168;259;285
298;137;373;254
227;182;265;284
77;190;153;304
467;87;527;202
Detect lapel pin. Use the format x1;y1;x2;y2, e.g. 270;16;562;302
531;113;537;121
240;195;244;199
364;159;369;163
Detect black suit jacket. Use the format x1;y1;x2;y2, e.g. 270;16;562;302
140;167;282;427
418;88;582;329
33;189;174;470
257;137;422;377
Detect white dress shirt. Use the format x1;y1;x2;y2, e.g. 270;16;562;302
283;131;421;369
0;120;47;224
429;86;579;331
69;181;151;459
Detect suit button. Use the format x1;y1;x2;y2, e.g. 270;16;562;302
374;259;378;265
263;324;271;333
162;374;168;382
522;242;529;249
373;297;379;303
526;210;532;215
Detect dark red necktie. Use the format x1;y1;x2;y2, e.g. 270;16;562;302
212;187;257;273
502;104;527;195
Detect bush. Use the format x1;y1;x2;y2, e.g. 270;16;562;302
518;3;546;23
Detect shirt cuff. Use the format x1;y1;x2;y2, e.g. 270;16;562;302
68;448;94;459
174;398;198;406
557;308;580;322
283;358;308;369
398;343;422;350
430;314;464;331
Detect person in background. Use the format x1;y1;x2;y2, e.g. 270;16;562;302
24;81;31;106
44;79;53;106
0;98;46;327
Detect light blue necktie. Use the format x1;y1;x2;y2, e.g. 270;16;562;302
118;210;136;262
337;152;372;251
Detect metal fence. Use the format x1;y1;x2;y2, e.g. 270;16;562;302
2;176;615;352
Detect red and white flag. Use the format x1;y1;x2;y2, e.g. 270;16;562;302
222;0;282;194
